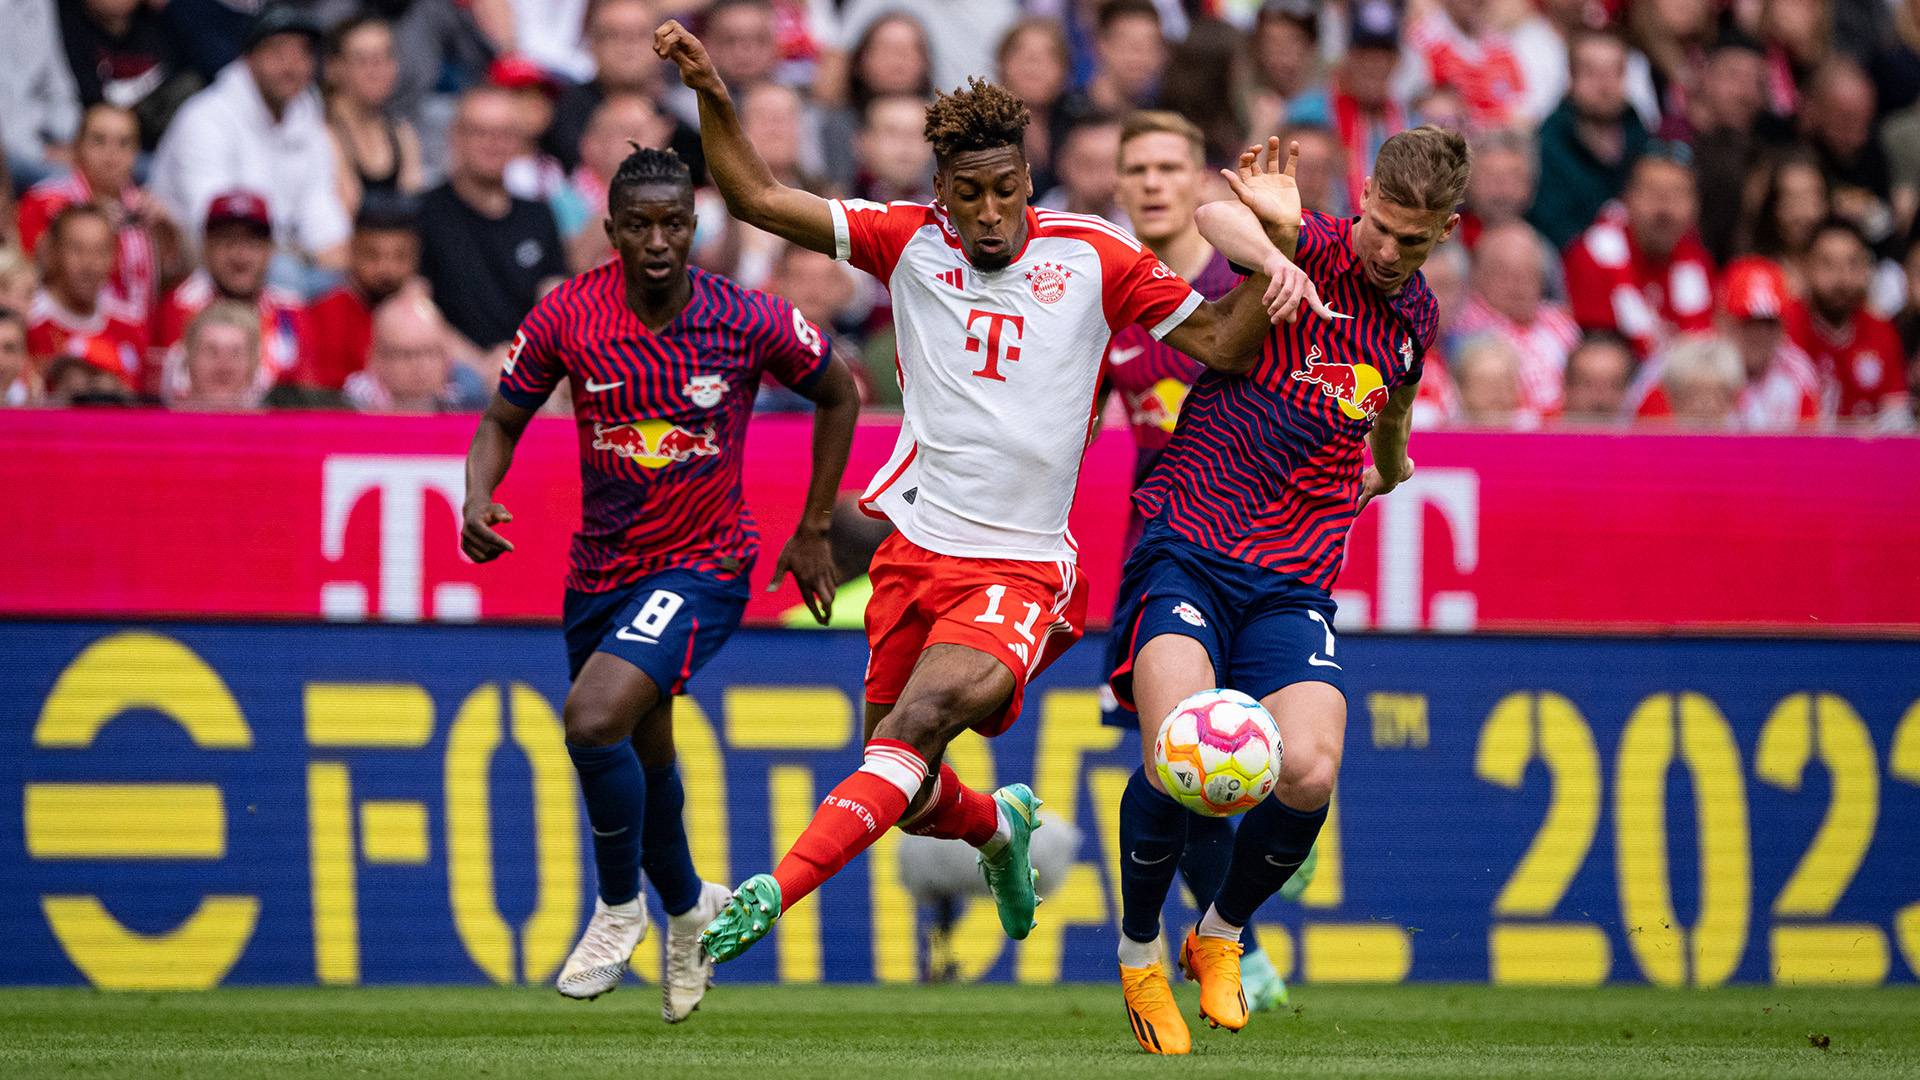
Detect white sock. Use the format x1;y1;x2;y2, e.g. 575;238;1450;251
1117;934;1162;969
1197;903;1242;942
976;802;1013;859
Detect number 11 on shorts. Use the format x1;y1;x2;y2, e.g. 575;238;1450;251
975;584;1043;643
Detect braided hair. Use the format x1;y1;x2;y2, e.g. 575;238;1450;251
608;145;694;213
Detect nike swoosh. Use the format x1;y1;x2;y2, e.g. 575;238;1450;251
615;626;659;643
1308;654;1342;669
584;379;624;393
592;827;628;838
1109;345;1144;365
1130;851;1174;866
1263;855;1299;868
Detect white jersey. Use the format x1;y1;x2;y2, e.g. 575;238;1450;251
830;199;1204;561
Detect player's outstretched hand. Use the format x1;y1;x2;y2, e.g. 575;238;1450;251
655;20;724;94
1221;137;1302;233
1260;252;1343;325
1355;457;1413;517
461;500;515;563
770;528;837;625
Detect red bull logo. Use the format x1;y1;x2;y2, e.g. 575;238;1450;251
1125;377;1189;433
592;420;721;469
1291;346;1388;420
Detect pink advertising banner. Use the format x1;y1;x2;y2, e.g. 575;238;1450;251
5;409;1917;633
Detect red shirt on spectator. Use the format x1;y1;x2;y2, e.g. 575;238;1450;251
1563;206;1716;357
296;286;374;390
1784;305;1910;421
152;270;305;397
1405;9;1528;130
27;288;149;388
17;173;159;319
1627;342;1822;430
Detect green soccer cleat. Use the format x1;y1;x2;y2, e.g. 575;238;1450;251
1242;946;1289;1011
699;874;781;963
978;784;1042;940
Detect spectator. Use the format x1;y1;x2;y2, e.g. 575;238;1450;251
1628;257;1821;428
487;53;569;206
418;86;566;353
297;206;419;392
150;3;351;275
1160;16;1244;168
1038;113;1124;225
1632;0;1716;141
1459;130;1534;249
1531;30;1652;251
1564;146;1718;358
1759;0;1830;121
1559;332;1635;422
543;0;705;184
0;245;35;315
1800;59;1902;247
26;204;146;386
837;0;1020;99
821;13;933;190
558;93;674;271
689;81;818;288
1451;334;1529;428
1786;217;1912;420
314;0;494;153
153;190;305;397
703;0;781;94
1282;125;1348;217
1657;333;1744;427
1743;148;1830;294
16;104;170;319
1691;32;1774;264
346;292;470;413
853;95;935;205
324;16;425;216
500;0;593;83
1402;0;1534;131
0;304;41;404
1246;0;1331;141
57;0;202;152
173;298;261;411
1425;236;1473;360
997;18;1072;194
42;341;134;404
0;0;82;189
1412;83;1472;134
1456;222;1581;416
1072;0;1168;116
1330;0;1410;217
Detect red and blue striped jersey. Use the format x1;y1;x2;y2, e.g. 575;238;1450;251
1134;212;1437;591
499;263;831;593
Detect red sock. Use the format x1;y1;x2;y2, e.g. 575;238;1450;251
772;739;926;912
899;764;1001;847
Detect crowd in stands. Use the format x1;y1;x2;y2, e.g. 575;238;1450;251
1;0;1916;431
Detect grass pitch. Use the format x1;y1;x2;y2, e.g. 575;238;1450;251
2;982;1917;1079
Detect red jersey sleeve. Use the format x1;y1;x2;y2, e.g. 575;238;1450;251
1102;240;1203;339
17;191;57;255
1561;236;1620;333
498;288;568;408
751;292;832;392
829;199;931;283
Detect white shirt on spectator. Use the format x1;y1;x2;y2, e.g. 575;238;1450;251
509;0;593;83
1453;293;1580;415
836;0;1020;98
150;61;351;259
0;0;81;163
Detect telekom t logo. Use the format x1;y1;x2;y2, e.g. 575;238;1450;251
320;455;479;622
1331;468;1480;630
964;309;1024;381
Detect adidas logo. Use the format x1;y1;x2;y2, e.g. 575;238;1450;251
937;268;963;290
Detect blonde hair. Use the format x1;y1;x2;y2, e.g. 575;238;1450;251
1119;110;1205;165
1662;334;1743;392
1371;125;1472;213
0;245;36;287
184;299;261;361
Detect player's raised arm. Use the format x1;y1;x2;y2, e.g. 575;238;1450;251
655;20;836;255
1164;208;1337;375
462;390;537;562
1355;382;1418;516
1220;137;1304;260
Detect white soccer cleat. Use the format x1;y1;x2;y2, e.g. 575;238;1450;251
556;896;649;1000
662;880;733;1023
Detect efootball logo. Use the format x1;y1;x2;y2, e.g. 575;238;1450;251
1026;262;1071;304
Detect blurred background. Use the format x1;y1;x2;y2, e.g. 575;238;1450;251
3;0;1919;994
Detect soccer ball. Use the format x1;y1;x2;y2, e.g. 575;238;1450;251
1153;689;1282;817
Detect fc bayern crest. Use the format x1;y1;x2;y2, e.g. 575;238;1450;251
1026;262;1071;304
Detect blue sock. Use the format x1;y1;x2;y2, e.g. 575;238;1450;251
1181;811;1258;950
1213;797;1327;927
641;762;702;916
567;738;646;905
1119;766;1188;944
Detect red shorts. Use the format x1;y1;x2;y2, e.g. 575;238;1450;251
863;532;1090;737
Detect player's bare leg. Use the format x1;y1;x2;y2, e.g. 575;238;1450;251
703;645;1040;961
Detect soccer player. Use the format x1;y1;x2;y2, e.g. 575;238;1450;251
1105;128;1466;1053
459;146;860;1021
652;20;1333;964
1101;110;1293;1012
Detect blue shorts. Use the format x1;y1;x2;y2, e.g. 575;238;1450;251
563;568;750;690
1104;523;1345;726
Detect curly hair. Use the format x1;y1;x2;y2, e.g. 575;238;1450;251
923;77;1029;163
608;145;693;212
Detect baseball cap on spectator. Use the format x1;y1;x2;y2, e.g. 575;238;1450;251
247;2;323;51
489;54;564;101
1349;0;1400;51
1259;0;1319;36
1722;257;1790;320
205;190;273;236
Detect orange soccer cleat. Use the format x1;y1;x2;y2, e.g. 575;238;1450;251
1178;928;1249;1031
1119;962;1191;1055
